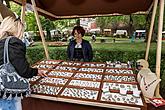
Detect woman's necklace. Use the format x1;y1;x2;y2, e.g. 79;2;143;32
143;77;157;91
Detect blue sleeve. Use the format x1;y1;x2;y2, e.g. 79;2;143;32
67;42;71;60
88;42;93;61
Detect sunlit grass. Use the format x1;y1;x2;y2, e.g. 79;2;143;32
30;37;165;53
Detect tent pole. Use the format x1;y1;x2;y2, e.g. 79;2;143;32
145;0;158;61
36;7;58;18
20;0;26;39
155;0;164;97
21;0;26;21
31;0;50;59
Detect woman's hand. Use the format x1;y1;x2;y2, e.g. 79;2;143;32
37;69;47;77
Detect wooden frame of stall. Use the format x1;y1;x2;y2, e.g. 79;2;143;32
29;60;146;110
19;0;164;98
4;0;164;108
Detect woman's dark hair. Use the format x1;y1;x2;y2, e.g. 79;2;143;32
72;26;85;37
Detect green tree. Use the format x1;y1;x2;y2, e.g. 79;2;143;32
53;19;77;31
25;12;38;31
10;2;21;16
40;17;55;40
96;15;146;37
109;15;129;30
96;15;129;34
96;17;109;32
132;15;146;30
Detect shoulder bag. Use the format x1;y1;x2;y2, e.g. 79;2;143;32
0;36;30;99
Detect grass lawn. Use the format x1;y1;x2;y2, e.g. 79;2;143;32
82;36;164;52
32;37;165;52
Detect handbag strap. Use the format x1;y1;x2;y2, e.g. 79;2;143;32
3;36;12;64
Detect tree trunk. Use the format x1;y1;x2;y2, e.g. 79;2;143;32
128;15;134;39
46;29;51;41
152;26;157;42
145;11;157;42
76;19;80;26
145;12;151;42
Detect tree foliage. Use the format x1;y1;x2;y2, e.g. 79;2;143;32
25;12;38;31
96;15;146;31
9;2;76;33
132;15;146;30
9;1;165;41
10;2;21;16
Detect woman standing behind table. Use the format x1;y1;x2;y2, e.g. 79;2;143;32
0;16;46;110
67;26;93;62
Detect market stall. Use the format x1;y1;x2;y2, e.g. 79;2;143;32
4;0;164;109
24;60;147;110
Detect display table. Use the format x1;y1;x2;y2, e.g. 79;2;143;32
23;97;165;110
22;97;117;110
24;60;147;110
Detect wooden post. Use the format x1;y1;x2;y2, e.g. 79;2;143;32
31;0;50;59
36;7;58;18
20;0;26;39
155;0;164;97
145;0;158;61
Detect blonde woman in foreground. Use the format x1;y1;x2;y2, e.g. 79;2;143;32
0;16;46;110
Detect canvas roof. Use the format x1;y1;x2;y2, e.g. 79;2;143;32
11;0;153;19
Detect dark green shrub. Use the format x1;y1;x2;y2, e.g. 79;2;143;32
33;36;41;41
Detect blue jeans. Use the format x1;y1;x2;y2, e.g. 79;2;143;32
0;98;16;110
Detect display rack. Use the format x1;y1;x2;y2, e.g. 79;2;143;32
29;60;147;110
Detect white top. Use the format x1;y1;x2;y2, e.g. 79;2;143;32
75;43;82;48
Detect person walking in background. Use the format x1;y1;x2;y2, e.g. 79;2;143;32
0;16;46;110
67;26;93;62
131;31;135;43
68;34;74;42
91;34;96;42
22;32;34;47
